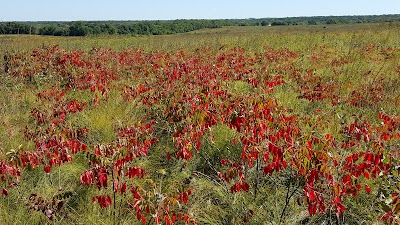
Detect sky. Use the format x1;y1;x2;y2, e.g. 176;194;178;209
1;0;399;21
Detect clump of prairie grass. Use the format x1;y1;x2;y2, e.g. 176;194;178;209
69;90;141;144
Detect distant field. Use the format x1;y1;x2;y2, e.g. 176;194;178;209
1;23;400;52
0;23;399;225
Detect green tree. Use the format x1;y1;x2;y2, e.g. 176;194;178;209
271;20;286;26
261;21;269;26
326;18;339;24
308;20;317;25
69;21;88;36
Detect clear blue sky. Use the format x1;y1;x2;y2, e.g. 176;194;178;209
2;0;399;21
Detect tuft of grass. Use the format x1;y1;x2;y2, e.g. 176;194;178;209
69;90;140;144
272;83;307;114
0;78;36;157
225;80;254;96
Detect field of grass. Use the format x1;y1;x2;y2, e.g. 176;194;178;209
0;23;399;225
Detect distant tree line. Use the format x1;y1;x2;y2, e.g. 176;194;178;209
0;22;36;34
0;20;226;36
257;14;400;26
1;14;399;36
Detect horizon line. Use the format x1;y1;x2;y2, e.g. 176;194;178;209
1;13;399;23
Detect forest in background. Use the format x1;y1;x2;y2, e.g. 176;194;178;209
1;14;400;36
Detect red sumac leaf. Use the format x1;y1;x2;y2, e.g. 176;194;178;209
230;183;239;193
325;134;333;142
343;175;351;185
80;170;93;185
182;192;188;204
243;215;249;222
3;188;8;196
165;215;171;225
184;214;189;223
49;158;57;166
335;202;346;217
120;182;127;193
242;182;250;192
98;172;108;189
166;152;171;161
307;189;315;201
94;195;112;208
141;215;146;224
44;165;51;174
93;94;99;107
308;203;317;215
364;171;371;179
136;210;141;220
263;164;273;175
307;141;312;150
249;209;254;215
365;185;371;194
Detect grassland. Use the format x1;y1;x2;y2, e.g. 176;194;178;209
0;23;399;225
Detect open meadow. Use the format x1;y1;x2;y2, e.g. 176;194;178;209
0;23;399;224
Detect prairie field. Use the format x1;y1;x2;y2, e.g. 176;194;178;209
0;23;399;225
